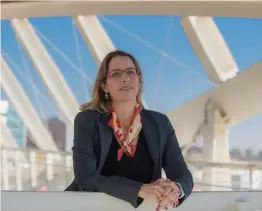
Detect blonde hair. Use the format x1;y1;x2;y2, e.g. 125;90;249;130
80;50;144;114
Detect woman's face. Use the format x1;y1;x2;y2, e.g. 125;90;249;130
104;56;140;103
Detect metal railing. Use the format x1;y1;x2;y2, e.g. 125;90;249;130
187;159;262;191
1;147;262;192
1;147;73;191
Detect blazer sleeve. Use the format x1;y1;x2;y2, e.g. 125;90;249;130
162;115;194;205
72;111;143;208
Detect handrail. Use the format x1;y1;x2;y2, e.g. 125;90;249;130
2;147;262;169
1;191;262;211
1;147;72;156
187;159;262;170
2;147;262;192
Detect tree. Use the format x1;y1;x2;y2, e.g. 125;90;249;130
257;150;262;161
245;148;255;161
230;148;243;160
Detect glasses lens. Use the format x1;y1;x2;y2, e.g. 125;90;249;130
109;70;122;77
126;69;137;75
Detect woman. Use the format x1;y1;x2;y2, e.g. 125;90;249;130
66;50;193;210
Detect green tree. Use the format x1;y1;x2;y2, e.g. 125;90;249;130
230;148;243;160
257;150;262;161
245;148;255;161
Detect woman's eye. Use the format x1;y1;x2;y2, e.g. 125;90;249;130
111;71;121;77
127;70;136;75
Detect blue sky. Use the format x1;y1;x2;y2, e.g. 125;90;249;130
1;16;262;152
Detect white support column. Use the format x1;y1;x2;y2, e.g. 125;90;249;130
74;16;115;64
181;17;238;83
11;18;79;126
1;56;58;151
201;101;231;191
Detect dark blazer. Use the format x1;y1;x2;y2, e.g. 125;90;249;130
65;109;193;208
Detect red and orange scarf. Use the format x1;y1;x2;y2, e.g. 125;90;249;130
108;104;143;161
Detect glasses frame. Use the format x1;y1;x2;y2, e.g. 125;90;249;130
107;67;141;79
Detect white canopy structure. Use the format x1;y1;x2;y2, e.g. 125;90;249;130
167;61;262;146
1;0;262;19
1;0;261;190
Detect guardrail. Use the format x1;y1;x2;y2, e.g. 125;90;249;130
2;191;262;211
1;147;262;191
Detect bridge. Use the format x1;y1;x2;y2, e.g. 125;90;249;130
1;0;262;210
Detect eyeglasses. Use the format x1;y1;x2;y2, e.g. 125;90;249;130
107;68;140;78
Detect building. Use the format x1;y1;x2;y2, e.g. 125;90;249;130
26;117;66;151
0;100;26;148
47;117;66;151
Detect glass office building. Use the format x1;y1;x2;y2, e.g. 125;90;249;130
0;100;26;148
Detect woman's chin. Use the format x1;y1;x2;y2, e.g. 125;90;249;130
114;96;137;102
113;93;137;102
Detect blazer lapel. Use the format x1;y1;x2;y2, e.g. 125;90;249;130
141;110;161;181
97;114;113;172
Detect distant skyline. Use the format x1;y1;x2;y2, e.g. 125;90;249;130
1;16;262;152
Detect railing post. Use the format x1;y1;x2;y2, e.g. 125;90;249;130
65;154;72;186
2;149;10;190
46;153;54;187
30;151;37;188
15;150;22;191
249;167;253;189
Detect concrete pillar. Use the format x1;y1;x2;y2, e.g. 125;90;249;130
202;101;231;191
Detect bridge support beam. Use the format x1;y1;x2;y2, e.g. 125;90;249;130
1;56;57;151
181;17;238;83
11;18;79;126
74;15;115;65
75;15;148;108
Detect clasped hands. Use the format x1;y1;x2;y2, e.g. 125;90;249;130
138;178;181;210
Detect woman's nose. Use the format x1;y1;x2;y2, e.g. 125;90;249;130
121;72;130;83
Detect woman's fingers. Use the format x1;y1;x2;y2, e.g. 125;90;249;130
141;179;181;207
153;178;166;185
154;185;165;194
158;180;181;196
151;186;165;199
156;185;180;210
157;196;173;210
144;186;165;202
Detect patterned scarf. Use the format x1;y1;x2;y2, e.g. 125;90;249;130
108;104;143;161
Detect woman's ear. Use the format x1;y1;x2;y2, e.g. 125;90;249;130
100;82;108;93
